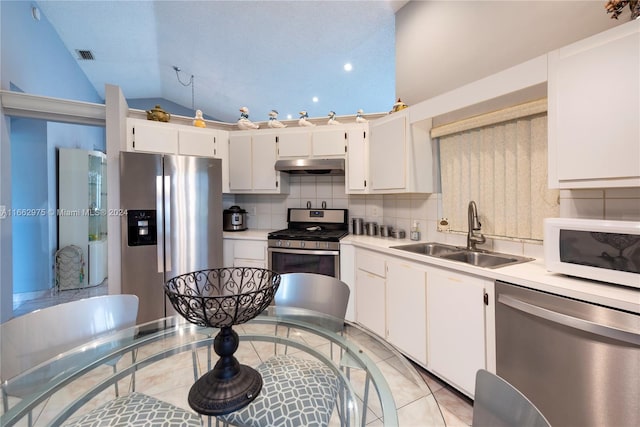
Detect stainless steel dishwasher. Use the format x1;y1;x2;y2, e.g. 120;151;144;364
495;281;640;427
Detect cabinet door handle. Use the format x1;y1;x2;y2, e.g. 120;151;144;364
498;294;640;346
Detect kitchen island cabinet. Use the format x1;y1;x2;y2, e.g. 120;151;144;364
548;20;640;189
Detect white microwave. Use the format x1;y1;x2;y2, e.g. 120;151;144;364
544;218;640;288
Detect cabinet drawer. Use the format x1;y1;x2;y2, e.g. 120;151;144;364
233;241;265;260
357;251;386;277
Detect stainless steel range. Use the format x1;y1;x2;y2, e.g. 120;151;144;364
268;208;349;278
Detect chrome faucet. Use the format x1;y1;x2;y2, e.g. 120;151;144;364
467;201;486;251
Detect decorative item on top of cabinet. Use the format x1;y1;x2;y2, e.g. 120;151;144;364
605;0;640;20
237;106;260;130
389;98;408;114
193;109;206;128
328;111;341;125
146;104;170;122
355;109;368;123
298;111;316;127
268;110;287;128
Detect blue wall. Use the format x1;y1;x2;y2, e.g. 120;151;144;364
1;1;106;297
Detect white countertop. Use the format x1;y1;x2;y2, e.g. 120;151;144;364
223;230;271;240
341;235;640;314
221;230;640;314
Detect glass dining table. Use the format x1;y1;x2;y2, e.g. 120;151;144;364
1;306;445;426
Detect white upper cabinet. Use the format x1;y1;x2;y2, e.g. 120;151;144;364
127;118;179;154
228;133;253;191
277;129;311;158
275;124;354;159
346;126;368;193
369;111;433;193
178;127;216;157
548;20;640;188
126;118;230;193
228;131;289;194
311;127;348;157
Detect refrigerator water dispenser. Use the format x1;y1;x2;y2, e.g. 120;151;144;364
127;210;157;246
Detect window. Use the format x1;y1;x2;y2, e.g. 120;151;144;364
435;100;559;241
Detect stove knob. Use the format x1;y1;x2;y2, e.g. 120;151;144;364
300;241;305;248
277;240;283;247
285;241;291;248
325;242;330;249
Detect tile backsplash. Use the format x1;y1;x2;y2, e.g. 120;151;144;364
226;176;640;258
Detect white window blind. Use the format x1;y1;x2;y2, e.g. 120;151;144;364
438;104;558;241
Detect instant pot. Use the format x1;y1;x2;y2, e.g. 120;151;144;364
223;205;247;231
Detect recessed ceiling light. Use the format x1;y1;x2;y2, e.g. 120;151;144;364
344;63;353;72
287;114;292;120
312;97;319;103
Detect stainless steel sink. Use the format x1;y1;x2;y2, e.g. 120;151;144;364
390;242;462;256
439;251;532;268
390;242;534;269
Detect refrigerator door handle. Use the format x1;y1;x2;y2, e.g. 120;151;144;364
156;176;164;273
498;294;640;346
164;175;172;272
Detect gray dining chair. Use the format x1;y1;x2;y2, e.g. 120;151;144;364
1;294;139;425
216;273;352;427
472;369;551;427
274;272;350;332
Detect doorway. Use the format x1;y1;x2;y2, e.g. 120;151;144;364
10;117;107;317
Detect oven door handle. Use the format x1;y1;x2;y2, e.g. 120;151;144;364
268;247;340;256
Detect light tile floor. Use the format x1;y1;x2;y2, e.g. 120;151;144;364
7;287;474;426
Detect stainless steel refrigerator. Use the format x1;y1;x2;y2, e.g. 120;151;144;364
120;151;223;324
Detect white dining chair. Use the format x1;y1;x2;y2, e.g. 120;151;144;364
1;294;139;424
472;369;551;427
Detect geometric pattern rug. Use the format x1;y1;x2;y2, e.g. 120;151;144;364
62;392;202;426
218;355;340;427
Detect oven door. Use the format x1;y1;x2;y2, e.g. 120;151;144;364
268;247;340;279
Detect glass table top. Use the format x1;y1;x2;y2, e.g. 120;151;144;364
1;307;445;426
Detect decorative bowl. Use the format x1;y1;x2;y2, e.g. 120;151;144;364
165;267;281;416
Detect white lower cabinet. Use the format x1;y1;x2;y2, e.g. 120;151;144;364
427;268;491;397
355;250;386;337
223;238;267;269
386;259;427;365
353;248;494;397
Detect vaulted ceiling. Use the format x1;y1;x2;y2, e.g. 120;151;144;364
36;1;404;123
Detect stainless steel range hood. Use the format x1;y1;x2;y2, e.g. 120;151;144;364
274;158;345;175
